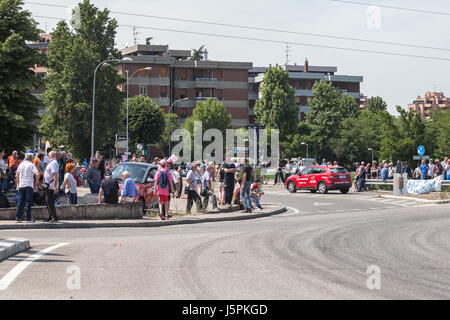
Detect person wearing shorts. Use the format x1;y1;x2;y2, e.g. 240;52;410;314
154;160;174;221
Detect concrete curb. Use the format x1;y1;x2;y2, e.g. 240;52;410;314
377;194;450;204
0;204;287;230
0;238;31;262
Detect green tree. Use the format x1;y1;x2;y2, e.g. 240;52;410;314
119;96;165;150
190;45;206;61
427;109;450;160
366;96;387;113
254;66;298;139
159;112;179;155
40;0;123;159
184;98;233;137
0;0;42;152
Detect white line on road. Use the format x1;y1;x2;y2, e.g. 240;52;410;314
0;243;69;291
282;206;301;217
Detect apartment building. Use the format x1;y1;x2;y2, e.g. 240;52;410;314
249;59;363;123
408;91;450;119
27;34;52;125
118;44;252;127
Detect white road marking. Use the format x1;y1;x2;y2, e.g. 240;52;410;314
282;206;301;217
0;243;69;291
313;202;335;206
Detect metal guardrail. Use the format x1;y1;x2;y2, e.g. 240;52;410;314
365;179;450;187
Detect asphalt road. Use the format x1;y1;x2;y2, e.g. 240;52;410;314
0;188;449;299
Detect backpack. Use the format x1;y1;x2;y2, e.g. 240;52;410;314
159;170;168;189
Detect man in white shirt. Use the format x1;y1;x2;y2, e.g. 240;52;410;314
15;153;39;223
43;151;59;222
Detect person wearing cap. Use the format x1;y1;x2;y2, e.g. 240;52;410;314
98;171;119;204
87;159;102;194
432;159;443;178
250;178;263;211
154;159;174;220
185;163;203;214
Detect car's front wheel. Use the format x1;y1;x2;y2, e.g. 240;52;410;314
317;182;328;194
287;181;297;193
340;187;350;194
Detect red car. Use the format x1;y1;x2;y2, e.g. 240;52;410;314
285;165;352;194
112;162;159;211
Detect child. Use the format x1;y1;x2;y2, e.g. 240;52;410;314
250;178;264;210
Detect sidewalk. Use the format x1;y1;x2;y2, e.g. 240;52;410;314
0;203;286;230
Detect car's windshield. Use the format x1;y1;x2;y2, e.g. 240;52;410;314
330;168;348;174
112;164;148;184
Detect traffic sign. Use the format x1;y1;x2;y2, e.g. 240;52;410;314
137;144;143;151
417;145;425;156
413;155;430;160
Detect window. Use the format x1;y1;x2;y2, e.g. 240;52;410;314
311;167;325;174
160;66;168;77
300;168;313;175
139;85;147;96
179;69;187;80
216;70;222;81
160;86;168;97
330;168;348;174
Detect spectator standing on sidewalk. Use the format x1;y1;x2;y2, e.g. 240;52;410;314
445;158;450;181
97;152;107;181
222;154;237;208
154;160;174;221
441;157;448;180
413;163;421;180
419;160;429;180
432;160;443;178
240;158;253;213
98;171;119;204
380;163;389;182
7;151;20;172
172;165;181;198
216;164;225;205
15;153;39;223
43;151;59;223
185;164;203;214
0;150;7;193
64;163;78;205
200;164;217;212
87;159;102;194
357;162;366;192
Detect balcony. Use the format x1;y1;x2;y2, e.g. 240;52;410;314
195;78;219;88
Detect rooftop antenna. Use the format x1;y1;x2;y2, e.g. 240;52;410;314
285;43;290;66
133;26;139;45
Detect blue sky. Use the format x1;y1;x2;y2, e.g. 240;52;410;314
25;0;450;115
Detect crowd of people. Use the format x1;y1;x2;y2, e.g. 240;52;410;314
0;149;266;222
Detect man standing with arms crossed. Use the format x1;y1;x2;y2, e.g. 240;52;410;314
222;154;237;209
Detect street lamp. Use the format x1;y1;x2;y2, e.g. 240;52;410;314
368;148;374;163
301;142;309;159
168;97;189;155
125;64;152;156
91;58;133;160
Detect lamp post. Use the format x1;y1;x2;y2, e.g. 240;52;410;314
91;58;131;160
368;148;374;163
125;65;152;156
168;98;189;156
301;142;309;159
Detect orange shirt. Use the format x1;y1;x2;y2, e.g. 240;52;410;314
7;156;20;169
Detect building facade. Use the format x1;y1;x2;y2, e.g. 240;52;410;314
249;59;363;123
118;44;252;127
408;91;450;119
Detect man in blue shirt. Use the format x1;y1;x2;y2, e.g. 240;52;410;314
419;160;429;180
119;171;138;203
380;164;389;182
